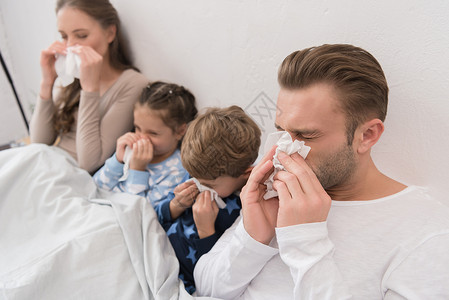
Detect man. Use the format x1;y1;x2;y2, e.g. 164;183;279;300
193;44;449;299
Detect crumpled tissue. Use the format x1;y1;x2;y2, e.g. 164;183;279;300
263;131;311;199
118;146;133;181
54;47;81;87
186;178;227;209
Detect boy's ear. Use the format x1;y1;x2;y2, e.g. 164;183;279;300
355;118;384;154
241;166;254;179
175;123;187;140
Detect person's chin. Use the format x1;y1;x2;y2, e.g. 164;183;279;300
218;192;232;198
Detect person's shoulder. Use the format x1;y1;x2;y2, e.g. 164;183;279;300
399;186;446;207
167;149;182;163
116;69;148;88
399;185;449;227
160;150;184;170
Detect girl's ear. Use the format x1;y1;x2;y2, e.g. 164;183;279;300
107;25;117;44
356;119;384;154
175;123;187;140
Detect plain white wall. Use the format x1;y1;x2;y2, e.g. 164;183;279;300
0;0;448;205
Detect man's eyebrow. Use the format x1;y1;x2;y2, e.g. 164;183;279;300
292;129;319;135
274;123;319;136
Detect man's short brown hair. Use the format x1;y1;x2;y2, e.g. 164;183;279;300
278;44;389;144
181;105;261;180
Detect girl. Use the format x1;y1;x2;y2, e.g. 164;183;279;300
30;0;148;174
93;81;198;208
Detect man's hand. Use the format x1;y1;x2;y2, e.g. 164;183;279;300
274;151;331;227
240;146;280;245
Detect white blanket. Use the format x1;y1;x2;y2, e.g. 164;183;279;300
0;144;216;300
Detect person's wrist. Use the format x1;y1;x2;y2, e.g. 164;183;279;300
198;228;215;239
243;219;274;245
129;162;147;171
80;80;100;93
39;80;54;100
173;197;190;209
169;200;185;219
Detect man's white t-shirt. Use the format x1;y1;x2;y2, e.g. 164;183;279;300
194;186;449;299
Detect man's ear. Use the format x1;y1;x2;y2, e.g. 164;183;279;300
175;123;187;140
356;119;384;154
107;25;117;44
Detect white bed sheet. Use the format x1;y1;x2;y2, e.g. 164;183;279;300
0;144;217;300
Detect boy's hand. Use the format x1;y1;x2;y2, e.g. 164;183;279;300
129;138;154;171
115;132;139;163
193;191;219;239
169;181;199;219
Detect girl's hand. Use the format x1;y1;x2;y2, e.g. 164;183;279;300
193;191;219;239
129;138;154;171
71;45;103;93
169;181;199;219
39;41;67;99
115;132;139;163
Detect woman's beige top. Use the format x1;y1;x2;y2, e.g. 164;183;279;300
30;69;148;174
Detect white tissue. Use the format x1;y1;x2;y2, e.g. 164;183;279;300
119;146;133;181
263;131;311;199
54;47;81;87
187;178;227;209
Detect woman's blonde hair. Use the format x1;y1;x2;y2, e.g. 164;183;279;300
181;105;261;180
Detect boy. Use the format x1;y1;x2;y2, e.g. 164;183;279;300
157;106;261;294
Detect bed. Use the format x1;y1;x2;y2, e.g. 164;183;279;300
0;144;216;300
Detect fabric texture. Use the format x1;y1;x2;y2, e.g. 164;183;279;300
0;144;220;300
93;149;187;209
29;69;148;173
157;174;242;294
194;186;449;299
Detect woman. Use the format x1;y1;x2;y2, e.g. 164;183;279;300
30;0;148;174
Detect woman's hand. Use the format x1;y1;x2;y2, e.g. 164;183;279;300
71;45;103;93
169;181;199;219
193;191;219;239
115;132;140;163
39;41;67;99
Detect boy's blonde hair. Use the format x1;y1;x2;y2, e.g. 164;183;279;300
181;105;261;180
